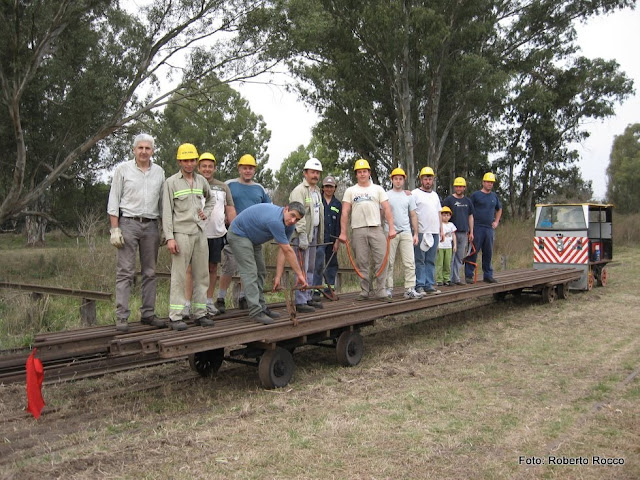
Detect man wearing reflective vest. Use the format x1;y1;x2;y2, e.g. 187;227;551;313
163;143;216;331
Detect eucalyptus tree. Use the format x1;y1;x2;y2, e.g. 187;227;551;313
151;77;272;185
272;134;340;204
606;123;640;213
274;0;634;197
497;57;632;216
0;0;281;240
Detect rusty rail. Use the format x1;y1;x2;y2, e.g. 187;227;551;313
0;267;583;385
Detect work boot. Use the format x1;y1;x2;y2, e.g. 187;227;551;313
263;308;281;319
307;300;323;309
483;277;498;283
424;287;441;295
169;320;188;331
296;303;315;313
115;318;129;333
214;298;226;314
377;295;393;303
312;291;322;302
252;312;275;325
141;315;166;328
465;277;475;284
194;317;215;327
238;297;248;310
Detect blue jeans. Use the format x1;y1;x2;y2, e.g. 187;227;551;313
465;226;494;279
292;227;318;305
313;244;339;288
451;231;468;283
414;233;439;290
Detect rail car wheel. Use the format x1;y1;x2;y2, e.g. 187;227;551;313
189;348;224;377
258;347;294;389
336;330;364;367
557;283;570;300
542;286;556;304
493;292;507;302
596;267;608;287
587;269;594;291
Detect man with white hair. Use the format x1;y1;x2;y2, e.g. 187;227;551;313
289;158;324;312
107;134;166;333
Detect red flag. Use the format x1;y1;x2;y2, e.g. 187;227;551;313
25;348;45;419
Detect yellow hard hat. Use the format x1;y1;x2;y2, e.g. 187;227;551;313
483;172;496;182
453;177;466;187
198;152;216;163
390;168;406;178
441;206;452;214
419;166;435;177
238;154;257;167
354;159;371;170
176;143;198;160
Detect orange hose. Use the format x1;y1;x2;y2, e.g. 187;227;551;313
344;235;391;280
463;240;478;283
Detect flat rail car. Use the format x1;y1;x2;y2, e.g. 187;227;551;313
1;267;583;388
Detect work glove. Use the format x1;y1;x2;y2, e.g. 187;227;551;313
298;234;309;250
110;227;125;248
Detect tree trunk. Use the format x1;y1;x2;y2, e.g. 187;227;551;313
25;195;48;247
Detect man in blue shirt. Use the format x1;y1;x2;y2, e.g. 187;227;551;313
465;173;502;283
217;154;271;312
227;202;308;324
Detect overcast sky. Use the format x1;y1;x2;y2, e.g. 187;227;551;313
238;7;640;200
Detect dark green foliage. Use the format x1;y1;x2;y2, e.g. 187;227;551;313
0;0;283;233
150;78;272;186
273;0;634;214
606;123;640;213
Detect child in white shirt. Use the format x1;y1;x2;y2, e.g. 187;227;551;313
436;207;457;286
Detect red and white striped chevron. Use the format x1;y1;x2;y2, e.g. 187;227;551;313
533;236;589;264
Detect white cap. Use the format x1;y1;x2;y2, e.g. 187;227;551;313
303;157;323;172
419;234;434;252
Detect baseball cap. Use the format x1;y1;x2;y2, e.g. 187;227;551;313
323;175;337;186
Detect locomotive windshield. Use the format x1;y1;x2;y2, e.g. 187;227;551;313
536;206;586;230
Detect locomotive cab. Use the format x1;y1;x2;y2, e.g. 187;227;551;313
533;203;613;290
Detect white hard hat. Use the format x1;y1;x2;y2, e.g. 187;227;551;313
303;157;323;172
419;234;434;252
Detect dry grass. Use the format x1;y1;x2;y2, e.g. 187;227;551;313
2;214;637;347
1;246;639;479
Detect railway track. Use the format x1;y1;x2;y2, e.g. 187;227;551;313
0;267;583;386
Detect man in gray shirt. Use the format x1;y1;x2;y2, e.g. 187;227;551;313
386;168;423;299
107;134;166;332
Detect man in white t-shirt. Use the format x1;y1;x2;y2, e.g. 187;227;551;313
412;167;444;294
339;159;396;302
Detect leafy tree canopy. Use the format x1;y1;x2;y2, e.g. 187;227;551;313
149;75;273;187
606;123;640;213
0;0;282;228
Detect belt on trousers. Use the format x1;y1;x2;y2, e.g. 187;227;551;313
123;216;156;223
